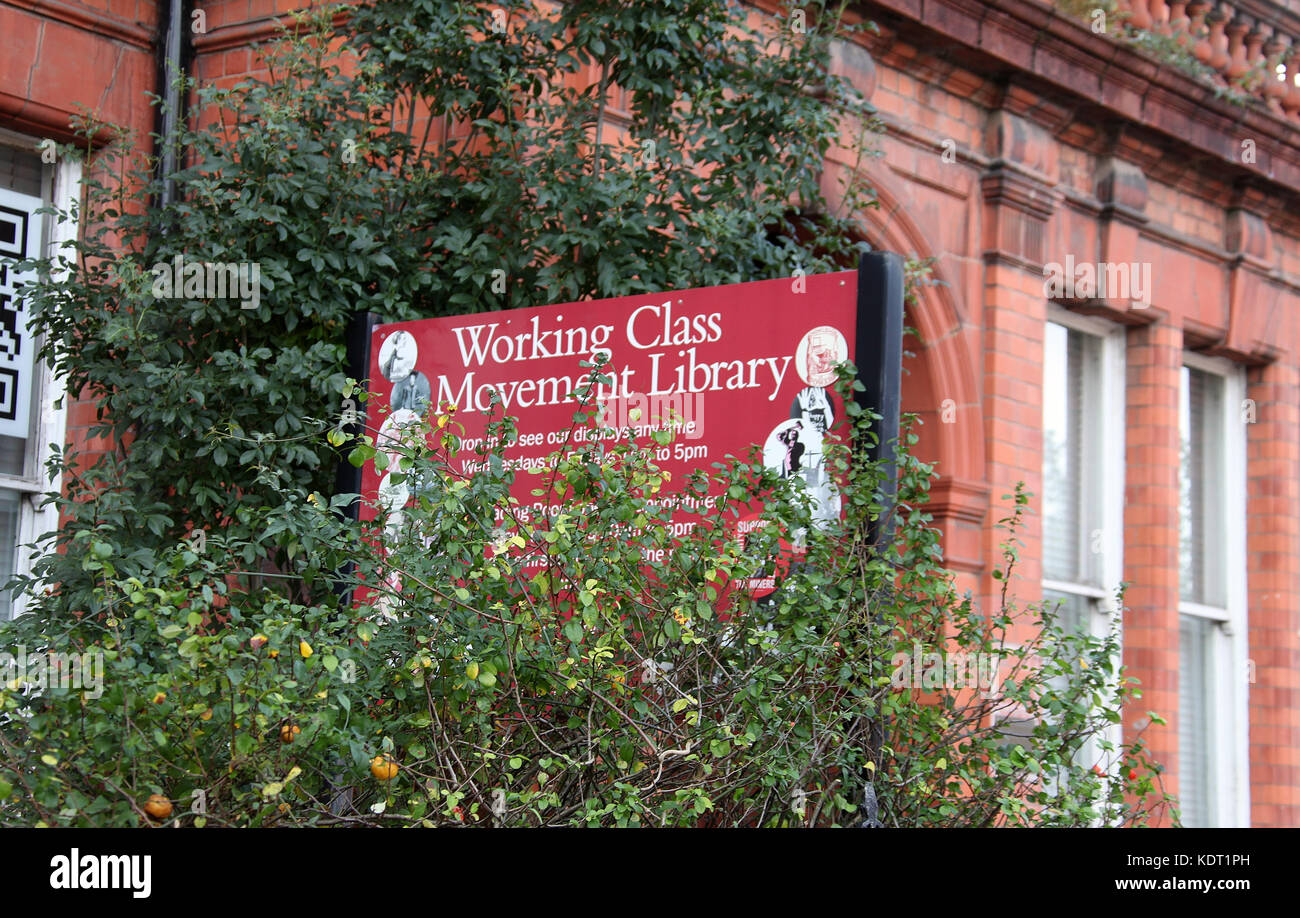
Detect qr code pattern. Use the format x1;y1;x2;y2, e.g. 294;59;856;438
0;200;33;429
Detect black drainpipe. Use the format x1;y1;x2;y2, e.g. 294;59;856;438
156;0;190;214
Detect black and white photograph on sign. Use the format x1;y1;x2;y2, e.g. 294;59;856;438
767;419;806;479
377;408;421;465
795;325;848;388
791;385;835;503
378;329;418;382
390;369;431;413
763;417;841;529
791;385;835;433
376;472;408;538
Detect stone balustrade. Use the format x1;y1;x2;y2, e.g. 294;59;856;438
1102;0;1300;120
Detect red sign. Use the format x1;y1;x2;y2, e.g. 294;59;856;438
361;271;860;591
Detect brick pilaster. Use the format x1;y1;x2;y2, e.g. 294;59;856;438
1245;360;1300;827
1122;320;1183;819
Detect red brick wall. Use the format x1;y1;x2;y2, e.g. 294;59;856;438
1245;360;1300;826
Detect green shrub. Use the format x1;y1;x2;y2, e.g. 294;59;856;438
0;366;1175;826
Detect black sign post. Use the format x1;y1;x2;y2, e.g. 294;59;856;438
854;251;905;548
330;310;379;610
852;251;905;827
334;310;380;518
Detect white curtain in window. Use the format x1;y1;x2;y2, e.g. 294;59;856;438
1178;614;1213;827
1180;367;1225;606
1044;324;1086;582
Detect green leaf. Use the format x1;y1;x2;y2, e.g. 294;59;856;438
563;619;584;644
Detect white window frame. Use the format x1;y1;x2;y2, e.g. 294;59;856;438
0;128;77;619
1178;351;1250;827
1039;307;1127;789
1042;306;1126;625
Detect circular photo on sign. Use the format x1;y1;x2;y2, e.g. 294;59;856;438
789;385;837;495
376;472;409;538
378;330;418;382
390;370;431;414
762;417;842;530
795;325;847;388
372;569;402;621
377;472;408;514
790;385;835;435
377;409;421;464
763;419;811;481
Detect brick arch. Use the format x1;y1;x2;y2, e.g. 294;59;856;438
822;160;989;570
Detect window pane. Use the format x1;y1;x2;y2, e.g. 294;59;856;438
0;435;25;476
1043;323;1100;584
0;144;44;198
0;146;44;475
1043;588;1090;636
1179;367;1224;606
1042;588;1102;783
1178;614;1215;827
0;144;49;619
0;488;19;620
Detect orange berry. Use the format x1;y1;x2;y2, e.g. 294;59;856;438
144;794;173;820
370;754;399;782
